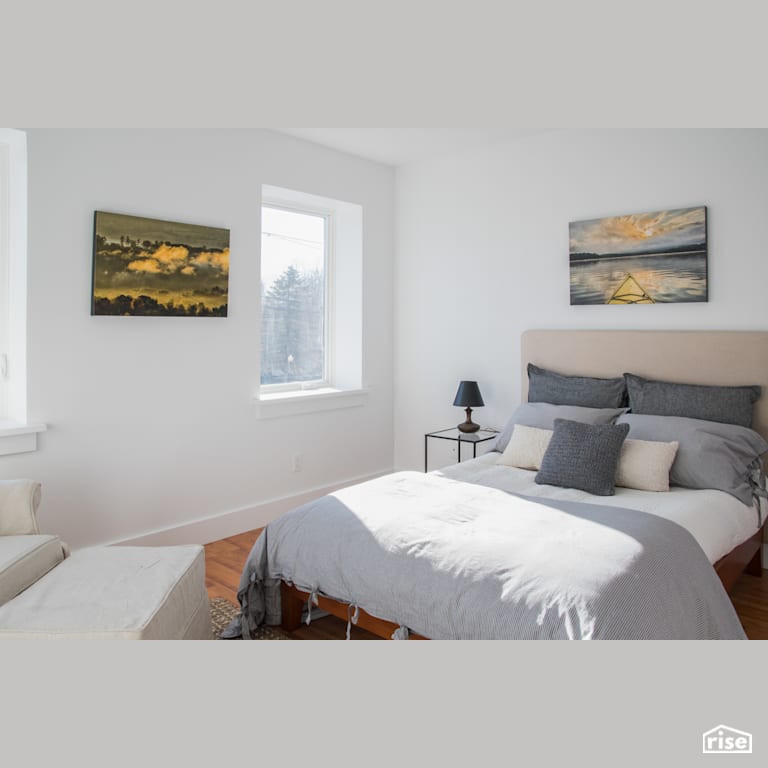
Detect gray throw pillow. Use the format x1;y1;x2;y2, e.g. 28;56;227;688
528;363;627;409
494;402;627;454
616;413;768;505
535;419;630;496
624;372;760;428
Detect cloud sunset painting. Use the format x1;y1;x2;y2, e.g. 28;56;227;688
569;206;707;304
92;211;230;316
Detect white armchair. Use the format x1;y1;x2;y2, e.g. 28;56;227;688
0;479;212;639
0;479;67;609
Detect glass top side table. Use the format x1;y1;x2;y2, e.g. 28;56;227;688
424;428;498;472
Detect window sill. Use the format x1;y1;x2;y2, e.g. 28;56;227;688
0;422;47;456
254;387;368;419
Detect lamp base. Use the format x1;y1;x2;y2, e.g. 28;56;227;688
457;407;480;433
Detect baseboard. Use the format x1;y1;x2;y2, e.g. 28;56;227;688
106;469;393;549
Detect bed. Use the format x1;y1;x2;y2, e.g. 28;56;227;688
228;330;767;640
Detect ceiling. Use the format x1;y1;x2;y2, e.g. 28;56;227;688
271;128;543;167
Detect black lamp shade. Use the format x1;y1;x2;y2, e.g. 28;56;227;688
453;381;484;408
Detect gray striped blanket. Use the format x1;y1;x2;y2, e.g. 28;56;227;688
230;471;746;640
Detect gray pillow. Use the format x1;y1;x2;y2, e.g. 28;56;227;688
494;402;627;454
528;363;626;408
535;419;630;496
616;413;768;505
624;373;760;428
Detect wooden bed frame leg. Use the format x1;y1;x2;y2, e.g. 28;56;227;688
746;547;764;577
280;582;303;631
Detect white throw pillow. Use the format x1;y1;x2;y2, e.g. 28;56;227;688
496;424;552;470
0;480;42;536
496;424;679;492
615;438;679;492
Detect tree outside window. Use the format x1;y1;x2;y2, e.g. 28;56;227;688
260;206;327;387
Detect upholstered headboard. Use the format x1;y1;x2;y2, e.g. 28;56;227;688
521;330;768;441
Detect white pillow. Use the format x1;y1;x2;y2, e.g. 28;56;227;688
0;480;42;535
615;437;679;492
496;424;552;470
496;424;679;492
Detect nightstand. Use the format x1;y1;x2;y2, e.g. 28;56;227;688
424;428;498;472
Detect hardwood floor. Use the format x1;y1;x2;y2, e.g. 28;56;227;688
205;529;768;640
728;569;768;640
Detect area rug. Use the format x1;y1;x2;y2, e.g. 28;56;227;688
209;597;292;640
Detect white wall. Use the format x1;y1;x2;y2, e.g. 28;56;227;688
1;129;394;548
394;129;768;470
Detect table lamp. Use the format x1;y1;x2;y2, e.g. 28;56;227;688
453;380;484;433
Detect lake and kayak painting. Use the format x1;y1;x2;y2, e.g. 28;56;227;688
569;206;707;305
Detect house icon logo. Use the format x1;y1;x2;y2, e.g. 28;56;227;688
702;725;752;754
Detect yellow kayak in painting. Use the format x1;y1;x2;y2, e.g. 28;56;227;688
607;273;655;304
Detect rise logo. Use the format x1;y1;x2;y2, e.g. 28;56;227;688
702;725;752;754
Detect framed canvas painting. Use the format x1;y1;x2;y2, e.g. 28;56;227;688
92;211;230;316
569;206;708;305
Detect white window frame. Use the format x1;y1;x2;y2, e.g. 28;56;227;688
259;201;334;395
0;128;45;454
0;141;9;419
255;184;366;418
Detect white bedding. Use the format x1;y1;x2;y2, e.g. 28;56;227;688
234;469;749;638
436;452;763;565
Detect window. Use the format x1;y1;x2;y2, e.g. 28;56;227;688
0;127;44;454
260;205;330;390
0;139;9;417
257;185;364;417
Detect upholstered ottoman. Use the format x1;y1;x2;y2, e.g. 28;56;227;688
0;544;211;640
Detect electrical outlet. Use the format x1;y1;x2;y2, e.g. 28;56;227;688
292;454;303;472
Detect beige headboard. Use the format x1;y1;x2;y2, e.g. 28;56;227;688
521;330;768;440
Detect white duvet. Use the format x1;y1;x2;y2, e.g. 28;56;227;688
436;452;763;565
